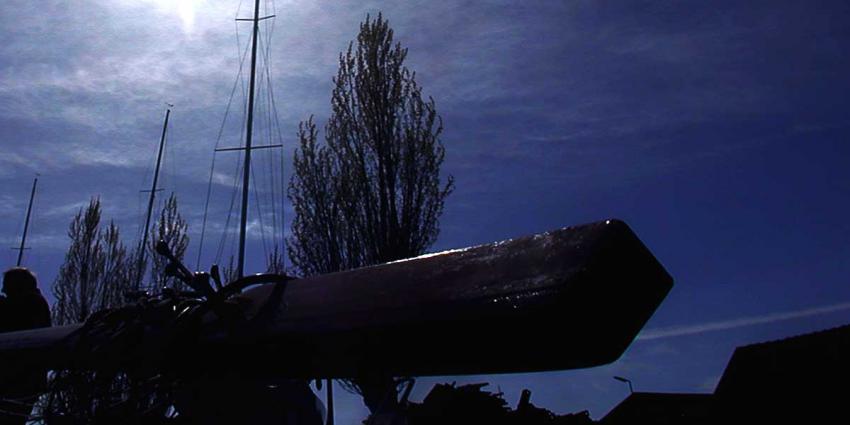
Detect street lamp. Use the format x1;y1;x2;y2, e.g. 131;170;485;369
613;376;634;394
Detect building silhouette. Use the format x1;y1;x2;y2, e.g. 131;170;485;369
600;392;712;424
598;324;850;423
713;323;850;421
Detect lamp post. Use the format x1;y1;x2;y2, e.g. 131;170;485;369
613;376;634;394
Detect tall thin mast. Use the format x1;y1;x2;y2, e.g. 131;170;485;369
15;176;38;267
136;108;171;290
237;0;262;279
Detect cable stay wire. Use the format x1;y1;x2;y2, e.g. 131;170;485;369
165;120;178;200
202;0;287;273
260;26;280;250
250;33;271;264
154;125;172;233
256;31;278;258
257;12;288;261
197;32;254;270
251;162;270;262
216;155;244;264
135;138;159;244
28;182;40;268
260;0;288;250
217;84;251;265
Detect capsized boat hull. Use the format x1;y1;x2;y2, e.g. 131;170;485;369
0;219;672;378
196;218;673;377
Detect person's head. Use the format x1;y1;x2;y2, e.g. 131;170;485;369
2;267;38;296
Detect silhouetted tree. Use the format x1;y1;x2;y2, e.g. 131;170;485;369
149;193;189;289
266;244;286;275
45;197;139;423
51;197;134;325
288;13;453;274
287;13;453;418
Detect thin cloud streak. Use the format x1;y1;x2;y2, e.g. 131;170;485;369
638;302;850;341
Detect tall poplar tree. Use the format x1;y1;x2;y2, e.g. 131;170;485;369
47;197;138;423
287;13;453;417
52;197;134;325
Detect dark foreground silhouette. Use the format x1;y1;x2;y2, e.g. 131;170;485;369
0;220;675;423
0;268;51;425
404;384;592;425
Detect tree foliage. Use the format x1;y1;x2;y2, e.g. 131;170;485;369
266;244;286;275
149;193;189;289
45;197;141;423
52;197;135;325
287;13;453;277
286;13;453;418
45;195;187;423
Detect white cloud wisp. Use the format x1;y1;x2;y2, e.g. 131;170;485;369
638;302;850;341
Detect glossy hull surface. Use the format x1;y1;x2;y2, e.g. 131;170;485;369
0;219;672;378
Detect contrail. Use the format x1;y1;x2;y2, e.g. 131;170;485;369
637;302;850;341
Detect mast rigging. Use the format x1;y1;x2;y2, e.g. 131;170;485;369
214;0;279;278
14;176;38;267
199;0;284;279
136;108;171;290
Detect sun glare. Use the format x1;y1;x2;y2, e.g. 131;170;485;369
139;0;200;33
176;0;197;32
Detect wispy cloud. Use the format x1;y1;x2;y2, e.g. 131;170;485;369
43;200;91;218
638;302;850;341
0;233;68;250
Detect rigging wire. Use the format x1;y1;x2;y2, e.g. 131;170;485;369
199;0;288;273
154;122;171;241
268;52;287;255
218;69;252;261
217;0;255;265
216;156;244;264
28;180;40;270
251;162;270;261
258;7;287;263
251;27;277;266
257;0;288;268
261;23;281;250
135;138;158;244
196;32;253;270
165;119;178;201
216;40;252;266
256;29;276;259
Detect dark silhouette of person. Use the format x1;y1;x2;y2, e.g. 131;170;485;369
0;267;51;425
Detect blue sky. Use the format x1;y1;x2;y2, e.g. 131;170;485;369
1;0;849;422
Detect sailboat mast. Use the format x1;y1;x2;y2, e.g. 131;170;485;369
237;0;262;279
136;108;171;290
15;176;38;267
